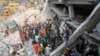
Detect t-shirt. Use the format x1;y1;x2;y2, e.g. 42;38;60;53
39;46;44;51
5;29;8;34
21;33;27;39
40;28;46;35
33;44;39;53
45;46;52;55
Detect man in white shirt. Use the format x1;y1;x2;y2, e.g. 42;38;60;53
45;45;52;56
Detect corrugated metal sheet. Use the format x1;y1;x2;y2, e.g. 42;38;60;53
3;19;17;29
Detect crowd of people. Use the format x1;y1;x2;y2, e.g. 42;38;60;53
19;18;72;56
20;18;99;56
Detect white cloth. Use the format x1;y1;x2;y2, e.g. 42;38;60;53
59;27;63;34
9;47;14;54
59;21;66;34
51;24;55;30
35;35;39;43
45;46;51;55
33;30;35;34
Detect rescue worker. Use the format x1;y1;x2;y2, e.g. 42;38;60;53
4;28;9;37
28;25;34;39
35;25;39;35
40;26;46;39
84;44;98;56
65;24;70;41
45;45;52;56
39;43;44;56
20;32;28;45
35;35;40;43
32;41;39;55
65;48;71;56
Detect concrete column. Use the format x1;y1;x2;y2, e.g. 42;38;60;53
68;4;75;19
63;7;66;13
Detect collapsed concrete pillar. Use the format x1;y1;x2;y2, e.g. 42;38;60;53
68;4;75;19
67;2;100;47
50;2;100;56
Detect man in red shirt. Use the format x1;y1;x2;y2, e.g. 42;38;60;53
21;32;28;45
32;41;39;55
4;29;9;36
